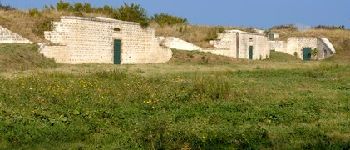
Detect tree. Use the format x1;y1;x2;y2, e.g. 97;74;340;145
151;13;188;26
114;3;149;27
83;3;92;13
56;0;70;11
73;3;83;12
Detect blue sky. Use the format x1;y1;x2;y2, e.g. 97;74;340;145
1;0;349;29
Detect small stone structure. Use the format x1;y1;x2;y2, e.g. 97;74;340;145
0;26;32;44
269;37;336;60
157;37;201;51
201;30;270;60
268;32;279;40
40;16;172;64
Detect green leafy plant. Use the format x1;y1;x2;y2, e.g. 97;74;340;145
28;8;41;17
114;3;149;27
151;13;188;27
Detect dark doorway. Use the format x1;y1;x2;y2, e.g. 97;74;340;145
303;48;312;61
114;39;121;64
249;46;253;60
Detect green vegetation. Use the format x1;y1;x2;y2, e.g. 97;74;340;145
0;2;350;149
0;43;349;149
113;3;149;27
0;62;349;149
266;51;301;62
151;13;188;27
170;49;238;65
0;44;57;72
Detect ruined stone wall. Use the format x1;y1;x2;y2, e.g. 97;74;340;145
0;26;32;44
41;16;172;64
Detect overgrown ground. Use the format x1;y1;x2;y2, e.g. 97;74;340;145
0;43;350;149
0;60;349;149
0;44;56;73
1;8;350;149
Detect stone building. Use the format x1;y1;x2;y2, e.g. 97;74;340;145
201;30;270;60
0;26;32;44
269;37;336;60
40;16;172;64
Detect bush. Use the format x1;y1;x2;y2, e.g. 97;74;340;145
205;27;225;41
114;3;149;27
28;8;41;17
56;0;70;11
151;13;188;27
32;18;53;38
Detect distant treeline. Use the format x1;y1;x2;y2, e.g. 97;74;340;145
271;24;347;30
0;2;16;11
27;1;188;27
313;25;346;30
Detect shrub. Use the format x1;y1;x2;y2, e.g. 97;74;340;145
312;48;319;58
151;13;188;27
32;18;53;38
56;0;70;11
293;52;299;58
205;27;225;41
28;8;41;17
114;3;150;27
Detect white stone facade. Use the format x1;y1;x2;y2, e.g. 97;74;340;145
202;30;270;60
158;37;201;51
0;26;32;44
40;16;172;64
270;37;336;60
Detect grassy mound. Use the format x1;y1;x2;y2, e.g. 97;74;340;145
266;51;301;62
169;49;239;65
0;65;349;149
0;44;57;72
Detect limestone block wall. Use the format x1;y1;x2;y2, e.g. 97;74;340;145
269;41;287;52
210;32;237;50
40;16;172;64
158;37;201;51
205;30;270;60
270;37;336;60
287;37;318;59
0;26;32;44
239;33;270;60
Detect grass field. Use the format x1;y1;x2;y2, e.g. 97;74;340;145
1;43;350;149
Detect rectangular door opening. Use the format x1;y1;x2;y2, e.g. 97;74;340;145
303;48;312;61
249;46;253;60
114;39;121;64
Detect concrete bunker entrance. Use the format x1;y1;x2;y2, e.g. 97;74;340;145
302;48;312;61
114;39;122;64
249;46;254;60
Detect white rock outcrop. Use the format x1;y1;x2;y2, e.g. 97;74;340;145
158;37;201;51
